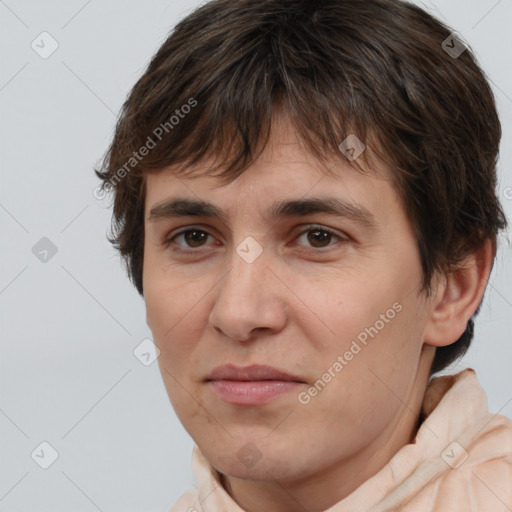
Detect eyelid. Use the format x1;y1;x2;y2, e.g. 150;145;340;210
163;223;348;252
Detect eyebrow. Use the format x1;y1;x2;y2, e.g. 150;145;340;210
148;197;378;230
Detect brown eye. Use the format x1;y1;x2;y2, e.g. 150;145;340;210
165;228;213;250
307;229;333;248
182;230;209;248
296;226;344;249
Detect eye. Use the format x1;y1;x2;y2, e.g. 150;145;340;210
295;225;346;249
164;227;214;250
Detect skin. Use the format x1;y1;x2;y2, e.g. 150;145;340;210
143;116;493;512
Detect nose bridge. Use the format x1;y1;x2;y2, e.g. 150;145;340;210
208;239;286;340
221;240;269;304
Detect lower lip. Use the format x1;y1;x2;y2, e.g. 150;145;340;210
208;380;303;405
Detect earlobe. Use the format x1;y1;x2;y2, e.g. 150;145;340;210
423;239;493;348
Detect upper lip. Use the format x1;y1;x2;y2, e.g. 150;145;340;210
207;364;305;382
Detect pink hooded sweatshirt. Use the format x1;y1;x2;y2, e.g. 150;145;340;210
169;369;512;511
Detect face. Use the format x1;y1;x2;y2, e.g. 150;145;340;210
143;120;435;483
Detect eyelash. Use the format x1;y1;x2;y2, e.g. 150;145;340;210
162;225;347;254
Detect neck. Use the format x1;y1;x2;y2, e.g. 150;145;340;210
221;345;436;512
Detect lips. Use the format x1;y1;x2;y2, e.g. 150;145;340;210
206;364;305;383
206;364;306;405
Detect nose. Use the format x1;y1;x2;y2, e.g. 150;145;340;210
208;248;288;342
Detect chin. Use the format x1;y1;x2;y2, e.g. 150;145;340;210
199;438;308;482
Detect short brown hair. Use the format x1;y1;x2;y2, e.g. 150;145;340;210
95;0;508;375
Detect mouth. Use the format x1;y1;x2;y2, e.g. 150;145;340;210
206;364;305;382
206;364;306;405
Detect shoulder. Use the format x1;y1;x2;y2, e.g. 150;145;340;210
167;487;200;512
436;413;512;510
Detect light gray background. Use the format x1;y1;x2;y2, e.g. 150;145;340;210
1;1;511;511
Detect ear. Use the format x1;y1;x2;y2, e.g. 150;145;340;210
423;239;494;347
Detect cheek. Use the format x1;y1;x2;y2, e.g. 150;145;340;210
144;257;196;333
144;269;190;358
144;277;202;415
286;270;397;354
144;265;215;374
291;267;424;405
144;281;174;339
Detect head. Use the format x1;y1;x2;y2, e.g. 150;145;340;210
96;0;507;489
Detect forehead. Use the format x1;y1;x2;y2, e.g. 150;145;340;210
144;120;399;227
